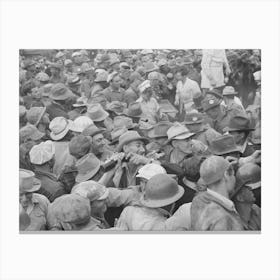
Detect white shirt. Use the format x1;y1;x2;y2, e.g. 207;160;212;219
176;78;201;104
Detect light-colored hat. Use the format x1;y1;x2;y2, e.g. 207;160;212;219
49;117;73;141
70;116;93;133
29;140;55;165
148;71;161;80
167;123;195;141
141;49;153;55
64;59;73;66
94;70;109;82
200;155;230;185
253;71;261;82
222;86;238;96
19;105;27;118
143;62;159;74
113;116;137;130
55;51;65;59
26;107;46;126
136;163;167;180
117;130;149;152
71;180;109;201
110;126;128;143
138;80;151;93
49;83;74;100
19;124;45;143
19;169;41;193
72;96;88;108
35;72;50;82
86;103;109;122
157;59;168;67
75;153;101;183
72;51;82;58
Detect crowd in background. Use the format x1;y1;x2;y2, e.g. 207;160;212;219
19;49;261;231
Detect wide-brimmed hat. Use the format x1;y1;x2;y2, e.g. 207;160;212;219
147;121;172;138
113;115;137;130
70;116;93;133
19;169;41;193
109;56;120;66
123;102;143;118
82;124;105;137
136;163;167;180
117;131;149;152
71;180;109;201
223;115;255;133
106;101;127;115
209;135;240;156
110;126;128;144
29;140;55;165
67;75;82;87
19;124;45;143
167;123;195;141
75;153;101;183
205;88;223;99
86;103;109;122
184;112;204;125
201;98;221;112
200;155;230;185
222;86;238;96
140;49;154;56
49;83;74;100
69;135;92;159
140;174;185;208
73;96;88;108
143;62;159;74
26;107;46;127
49;117;73;141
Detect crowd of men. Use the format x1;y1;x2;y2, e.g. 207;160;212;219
19;49;261;231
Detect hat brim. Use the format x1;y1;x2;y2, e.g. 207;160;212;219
183;120;203;125
211;147;241;156
140;185;185;208
222;92;238;96
50;121;73;141
117;136;149;152
22;178;41;192
75;162;101;183
147;130;168;139
168;131;195;142
246;181;261;190
98;188;109;200
86;111;109;122
49;89;74;101
73;103;88;108
224;127;255;133
34;107;47;127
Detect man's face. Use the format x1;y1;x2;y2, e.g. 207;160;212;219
175;72;183;81
111;76;121;90
19;192;33;208
172;139;192;154
124;140;145;155
92;133;106;154
206;106;220;120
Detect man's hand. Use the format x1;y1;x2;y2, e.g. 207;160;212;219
126;152;150;165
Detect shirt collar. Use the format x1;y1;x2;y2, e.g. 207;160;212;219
206;189;236;212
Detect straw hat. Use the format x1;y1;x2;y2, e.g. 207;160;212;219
29;140;55;165
49;117;73;141
19;169;41;193
70;116;93;133
86;103;109;122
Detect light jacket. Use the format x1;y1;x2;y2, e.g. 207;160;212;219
190;189;244;231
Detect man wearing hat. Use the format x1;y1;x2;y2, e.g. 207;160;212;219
184;112;221;146
67;75;82;97
201;97;232;134
48;62;66;84
29;141;67;202
115;174;185;230
101;73;126;103
19;169;50;231
26;106;50;136
46;83;76;120
109;130;151;189
190;155;244;231
49;117;76;177
89;69;109;99
231;163;261;230
222;86;246;117
123;72;143;106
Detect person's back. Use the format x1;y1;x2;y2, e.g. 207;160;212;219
190;190;244;231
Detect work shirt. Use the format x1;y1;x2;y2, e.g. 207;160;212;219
164;203;192;231
115;205;170;231
102;86;125;103
23;193;50;231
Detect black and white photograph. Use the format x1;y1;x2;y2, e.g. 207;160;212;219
19;48;261;232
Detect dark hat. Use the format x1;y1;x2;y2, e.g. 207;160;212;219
184;112;204;125
201;98;221;112
69;135;92;159
82;124;105;137
205;88;223;99
224;115;255;132
147;121;172;138
209;135;240;156
49;83;74;100
124;102;143;118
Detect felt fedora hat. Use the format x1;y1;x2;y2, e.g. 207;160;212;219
209;135;241;156
147;121;172;138
117;131;149;152
223;115;255;133
86;103;109;122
